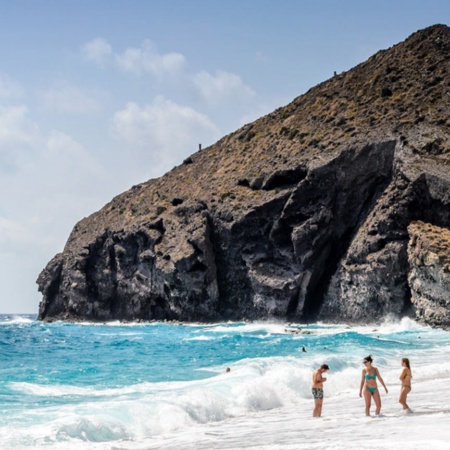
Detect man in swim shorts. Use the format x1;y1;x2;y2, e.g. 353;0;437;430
312;364;330;417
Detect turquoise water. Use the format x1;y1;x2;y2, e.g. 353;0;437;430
1;315;450;449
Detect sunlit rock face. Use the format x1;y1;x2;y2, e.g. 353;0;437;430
407;221;450;329
38;25;450;327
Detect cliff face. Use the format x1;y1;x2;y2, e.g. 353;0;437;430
38;25;450;328
407;221;450;327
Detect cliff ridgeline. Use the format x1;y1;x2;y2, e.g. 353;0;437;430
38;25;450;328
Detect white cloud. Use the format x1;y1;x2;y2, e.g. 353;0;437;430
0;106;39;146
0;106;40;171
40;82;102;114
193;69;255;105
0;117;113;312
0;107;104;187
41;130;106;193
112;96;220;174
0;125;108;232
82;38;186;79
81;38;258;113
115;39;186;78
0;73;24;99
255;51;269;63
0;216;31;254
81;37;112;66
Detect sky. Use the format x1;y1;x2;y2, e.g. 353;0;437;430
0;0;449;314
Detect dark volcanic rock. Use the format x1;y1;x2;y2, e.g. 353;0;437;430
38;25;450;327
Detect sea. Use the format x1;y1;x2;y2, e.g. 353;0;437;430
1;314;450;450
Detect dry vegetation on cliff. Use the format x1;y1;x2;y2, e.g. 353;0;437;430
69;25;450;246
408;221;450;269
38;25;450;327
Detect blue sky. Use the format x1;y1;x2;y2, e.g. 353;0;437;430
0;0;449;313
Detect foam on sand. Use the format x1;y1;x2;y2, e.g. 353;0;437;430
114;371;450;450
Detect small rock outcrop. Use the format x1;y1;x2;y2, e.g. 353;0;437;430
407;221;450;327
37;25;450;328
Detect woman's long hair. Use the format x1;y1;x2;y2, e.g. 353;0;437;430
402;357;412;377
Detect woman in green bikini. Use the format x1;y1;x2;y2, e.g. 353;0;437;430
359;355;388;416
399;357;412;414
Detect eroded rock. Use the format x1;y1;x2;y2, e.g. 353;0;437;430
407;221;450;328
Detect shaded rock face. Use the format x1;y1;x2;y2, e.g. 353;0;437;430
320;172;450;325
38;206;220;322
38;25;450;327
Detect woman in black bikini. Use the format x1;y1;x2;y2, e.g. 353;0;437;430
399;357;412;414
359;355;388;416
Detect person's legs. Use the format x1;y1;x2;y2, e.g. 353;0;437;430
313;398;322;417
373;389;382;415
313;398;320;417
363;388;372;416
399;386;410;410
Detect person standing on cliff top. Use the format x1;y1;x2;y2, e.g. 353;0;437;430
312;364;329;417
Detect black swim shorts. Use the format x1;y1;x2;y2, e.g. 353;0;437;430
312;388;324;399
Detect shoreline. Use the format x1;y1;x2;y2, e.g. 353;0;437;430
32;314;448;332
114;369;450;450
1;318;449;449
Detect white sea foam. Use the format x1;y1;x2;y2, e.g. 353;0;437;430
2;321;450;449
111;370;450;450
8;351;449;449
0;315;35;324
183;335;216;341
201;322;287;335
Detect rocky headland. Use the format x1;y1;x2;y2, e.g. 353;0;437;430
37;25;450;328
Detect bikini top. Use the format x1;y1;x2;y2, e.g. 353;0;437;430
365;372;377;380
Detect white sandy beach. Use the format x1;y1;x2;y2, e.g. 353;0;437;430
113;369;450;450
